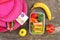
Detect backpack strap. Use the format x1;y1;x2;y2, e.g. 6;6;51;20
22;0;27;14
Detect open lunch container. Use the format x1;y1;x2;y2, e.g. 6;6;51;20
0;0;27;32
29;12;45;35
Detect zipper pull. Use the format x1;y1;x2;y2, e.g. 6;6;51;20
10;21;14;32
11;21;14;27
6;22;8;29
7;22;11;30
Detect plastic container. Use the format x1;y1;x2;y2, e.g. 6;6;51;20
29;12;45;35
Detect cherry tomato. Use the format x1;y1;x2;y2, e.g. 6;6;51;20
31;13;37;19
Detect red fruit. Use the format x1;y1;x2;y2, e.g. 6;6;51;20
31;13;37;18
46;24;55;34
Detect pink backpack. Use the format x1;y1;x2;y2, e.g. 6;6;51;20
0;0;27;32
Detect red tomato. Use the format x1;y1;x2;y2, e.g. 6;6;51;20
31;13;37;19
46;24;55;34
